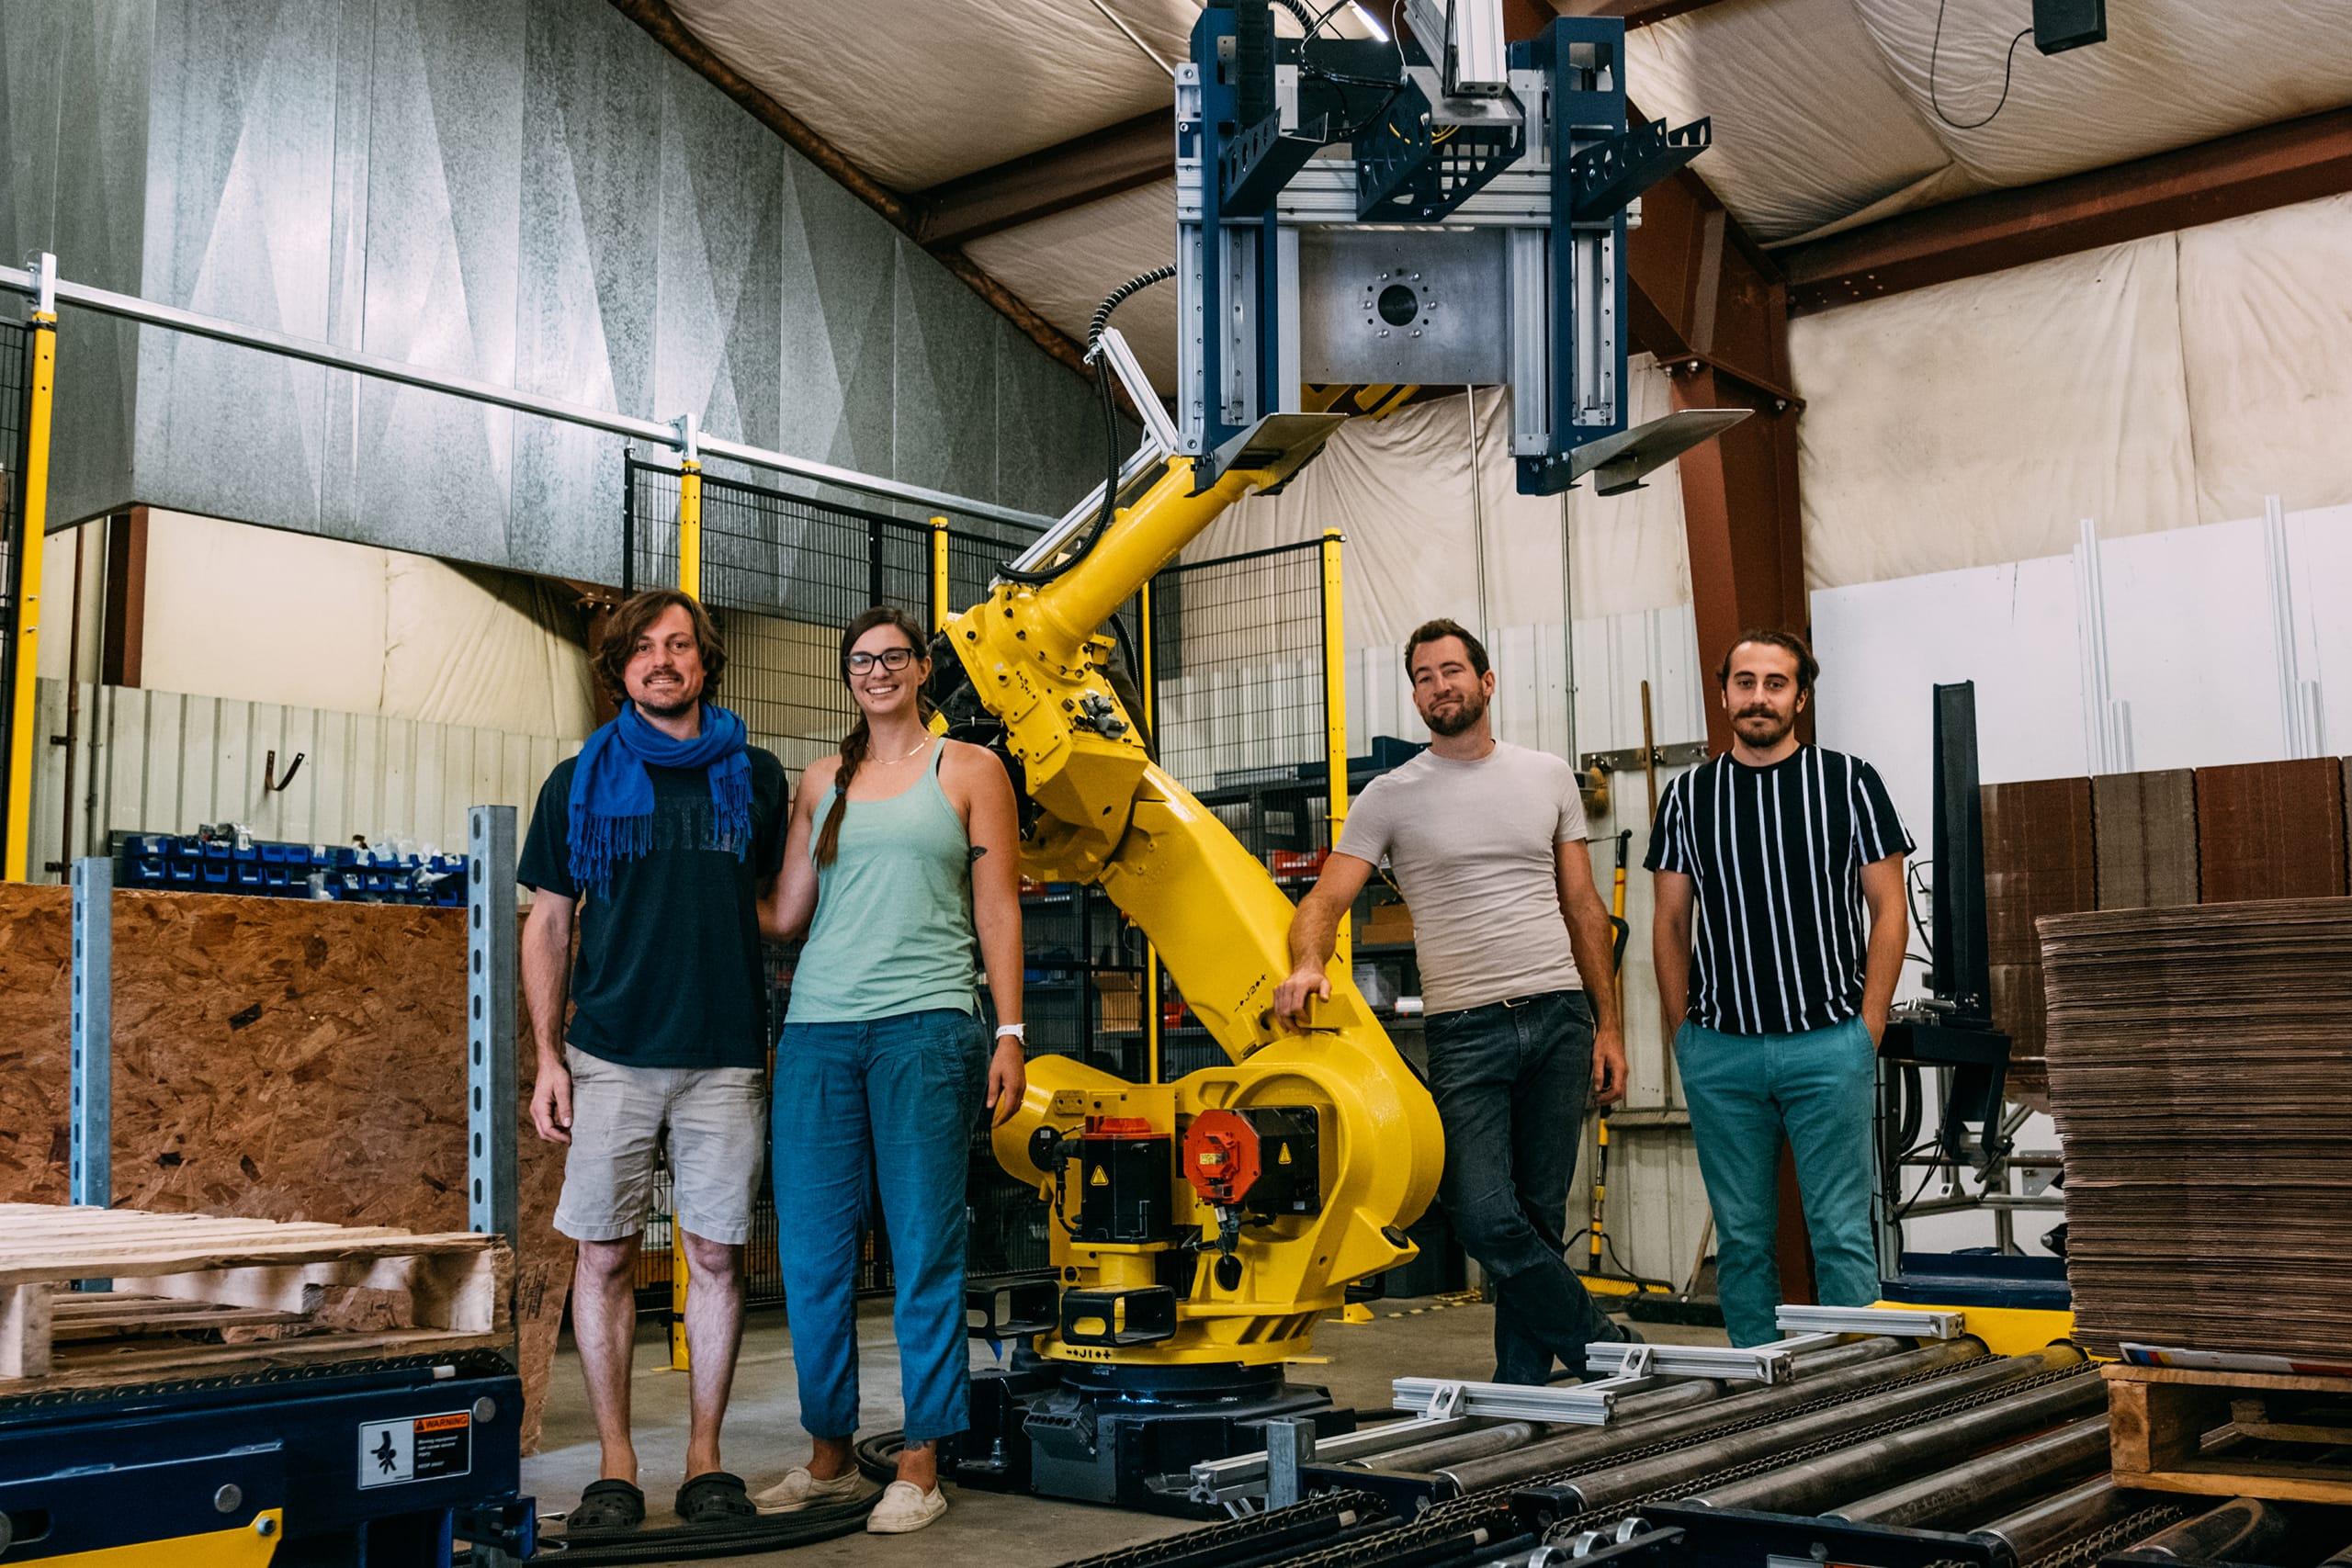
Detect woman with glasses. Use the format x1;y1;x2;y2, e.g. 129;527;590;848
753;605;1026;1535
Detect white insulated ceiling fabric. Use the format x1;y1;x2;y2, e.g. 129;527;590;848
661;0;1197;190
1633;0;2352;244
667;0;2352;364
1792;192;2352;591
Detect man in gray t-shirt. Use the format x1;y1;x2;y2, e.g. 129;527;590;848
1277;619;1635;1382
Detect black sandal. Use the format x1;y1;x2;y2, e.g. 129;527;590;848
568;1478;646;1532
675;1470;757;1526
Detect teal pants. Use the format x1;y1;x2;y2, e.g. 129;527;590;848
1676;1016;1879;1347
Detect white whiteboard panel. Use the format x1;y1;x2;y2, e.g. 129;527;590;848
1812;555;2088;863
2098;516;2281;773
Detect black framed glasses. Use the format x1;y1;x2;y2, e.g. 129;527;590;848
846;647;918;674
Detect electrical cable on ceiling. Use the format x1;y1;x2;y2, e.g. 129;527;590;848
1928;0;2035;130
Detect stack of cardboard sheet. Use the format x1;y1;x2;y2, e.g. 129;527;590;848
2039;897;2352;1359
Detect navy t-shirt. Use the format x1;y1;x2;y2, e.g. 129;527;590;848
517;749;788;1068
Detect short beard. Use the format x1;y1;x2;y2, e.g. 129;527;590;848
1425;694;1486;738
635;690;696;721
1735;708;1792;747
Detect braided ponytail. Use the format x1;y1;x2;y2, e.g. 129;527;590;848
814;605;935;867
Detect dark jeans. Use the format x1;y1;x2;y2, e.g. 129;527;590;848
1427;989;1622;1383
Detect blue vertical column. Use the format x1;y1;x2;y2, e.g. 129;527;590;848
69;856;112;1211
468;806;519;1245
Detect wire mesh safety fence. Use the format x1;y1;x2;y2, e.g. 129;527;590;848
1146;537;1334;1080
627;457;936;777
1148;538;1329;835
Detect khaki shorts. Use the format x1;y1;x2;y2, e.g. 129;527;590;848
553;1045;766;1247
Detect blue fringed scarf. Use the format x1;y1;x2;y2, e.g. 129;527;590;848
568;703;753;895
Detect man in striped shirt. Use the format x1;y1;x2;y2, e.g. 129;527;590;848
1645;629;1911;1346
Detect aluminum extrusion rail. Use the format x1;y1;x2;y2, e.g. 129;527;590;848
0;257;1057;533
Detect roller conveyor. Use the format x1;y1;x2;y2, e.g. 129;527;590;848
1684;1371;2107;1515
1329;1337;1958;1508
1063;1312;2349;1568
1828;1416;2112;1529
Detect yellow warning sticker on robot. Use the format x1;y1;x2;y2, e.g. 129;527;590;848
1278;1145;1293;1164
1090;1167;1109;1186
358;1409;473;1489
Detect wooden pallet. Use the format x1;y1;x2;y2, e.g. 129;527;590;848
2106;1362;2352;1505
0;1202;510;1390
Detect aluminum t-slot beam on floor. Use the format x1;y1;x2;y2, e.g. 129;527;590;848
1580;1306;1969;1387
1392;1370;1676;1427
1580;1336;1843;1386
1776;1305;1967;1339
1189;1417;1484;1510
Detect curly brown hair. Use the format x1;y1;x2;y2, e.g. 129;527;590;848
594;590;728;705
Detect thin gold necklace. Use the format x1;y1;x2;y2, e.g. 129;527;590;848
874;735;931;764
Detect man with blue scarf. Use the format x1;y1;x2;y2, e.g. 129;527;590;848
520;590;788;1531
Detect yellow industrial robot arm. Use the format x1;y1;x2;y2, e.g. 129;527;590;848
940;419;1443;1371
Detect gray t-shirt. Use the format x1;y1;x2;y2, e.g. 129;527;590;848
1335;740;1589;1016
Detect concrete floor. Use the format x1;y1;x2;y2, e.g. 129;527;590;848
526;1295;1727;1567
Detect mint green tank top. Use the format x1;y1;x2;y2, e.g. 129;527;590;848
786;742;979;1023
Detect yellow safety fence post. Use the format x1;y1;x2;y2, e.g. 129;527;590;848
930;516;950;632
669;412;700;1372
1138;577;1163;1084
672;412;702;604
676;465;702;603
5;260;57;883
1323;529;1378;1325
1320;529;1349;965
670;1211;689;1372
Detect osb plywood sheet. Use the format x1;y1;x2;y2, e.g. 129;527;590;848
0;886;572;1450
2092;770;2199;910
1981;776;2096;1077
0;888;71;1203
2194;759;2347;903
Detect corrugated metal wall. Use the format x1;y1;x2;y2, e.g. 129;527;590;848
29;680;579;874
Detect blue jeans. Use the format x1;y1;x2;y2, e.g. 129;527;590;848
774;1008;986;1443
1676;1016;1879;1347
1426;990;1621;1382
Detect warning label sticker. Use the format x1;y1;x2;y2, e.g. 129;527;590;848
357;1410;474;1489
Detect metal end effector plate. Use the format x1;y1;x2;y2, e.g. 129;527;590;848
1571;408;1752;495
1206;412;1350;493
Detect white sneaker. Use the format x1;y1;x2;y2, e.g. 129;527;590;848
865;1479;948;1534
753;1465;868;1514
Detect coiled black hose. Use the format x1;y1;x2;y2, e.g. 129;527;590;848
1000;267;1177;592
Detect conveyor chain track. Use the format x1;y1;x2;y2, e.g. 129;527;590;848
1056;1489;1391;1568
2024;1503;2199;1568
0;1348;518;1421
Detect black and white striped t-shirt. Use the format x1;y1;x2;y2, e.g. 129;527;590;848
1644;747;1913;1037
